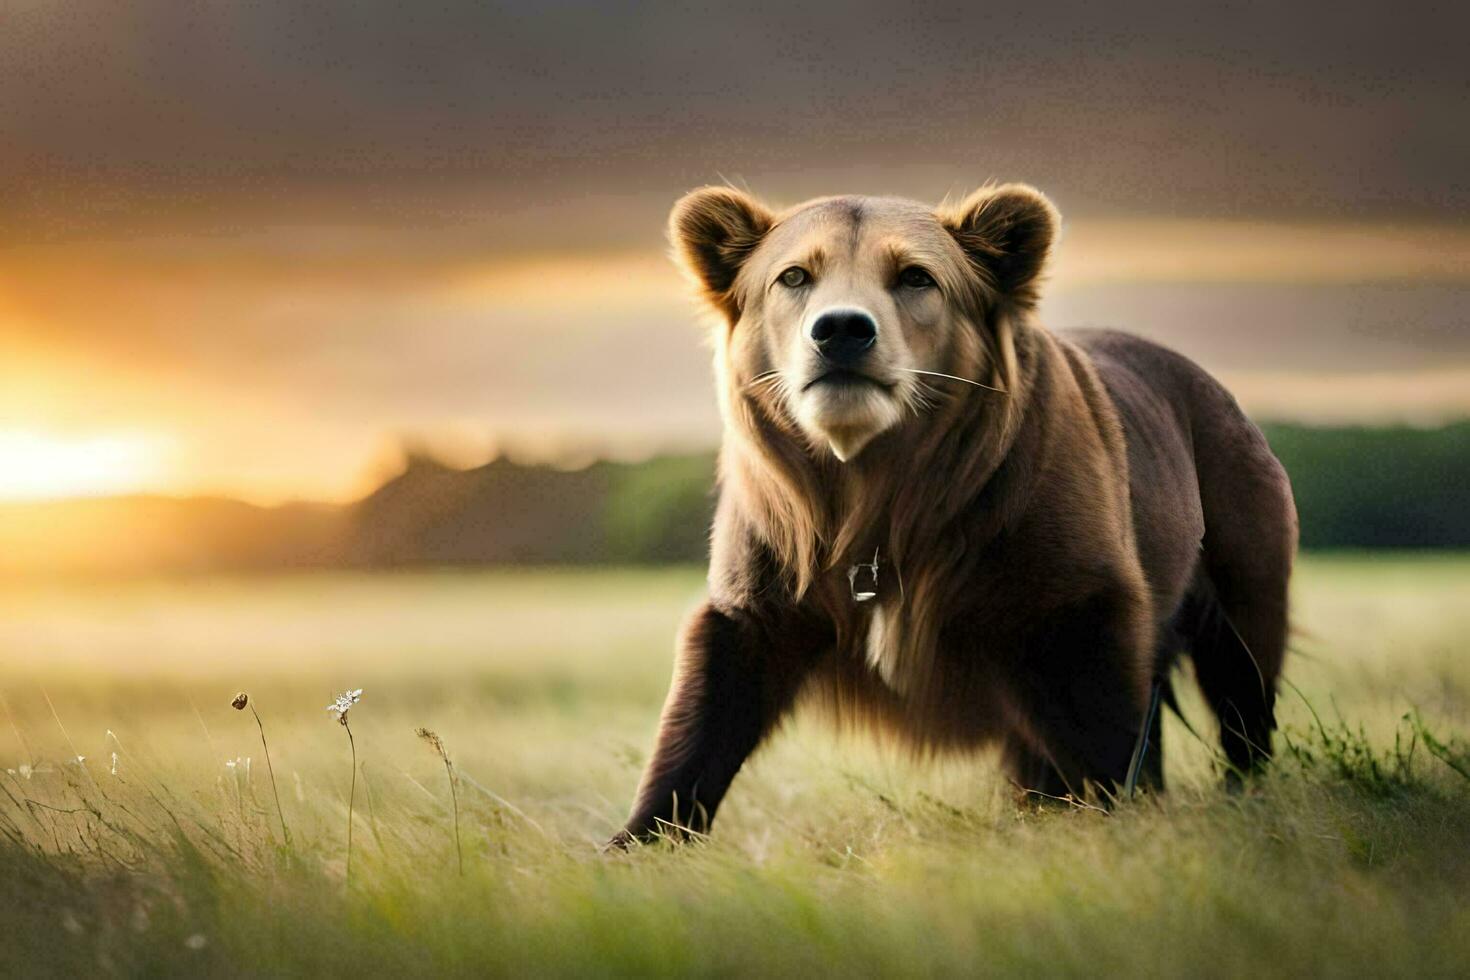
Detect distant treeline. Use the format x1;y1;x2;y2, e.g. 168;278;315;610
1260;422;1470;549
0;422;1465;577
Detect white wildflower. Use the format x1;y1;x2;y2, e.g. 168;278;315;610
327;688;363;725
18;764;32;779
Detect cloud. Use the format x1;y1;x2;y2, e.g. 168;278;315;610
3;0;1467;244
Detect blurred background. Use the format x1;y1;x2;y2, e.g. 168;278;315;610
1;1;1466;571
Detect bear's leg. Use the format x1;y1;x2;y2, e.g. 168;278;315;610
1028;688;1142;801
1188;572;1286;786
1010;593;1153;800
607;603;811;848
1188;401;1296;784
1002;737;1072;802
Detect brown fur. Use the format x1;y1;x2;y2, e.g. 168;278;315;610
610;184;1297;846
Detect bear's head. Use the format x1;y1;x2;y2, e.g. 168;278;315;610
670;184;1059;461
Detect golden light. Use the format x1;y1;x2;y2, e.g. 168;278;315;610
0;429;172;501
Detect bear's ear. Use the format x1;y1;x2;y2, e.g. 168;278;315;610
939;183;1059;310
669;187;774;316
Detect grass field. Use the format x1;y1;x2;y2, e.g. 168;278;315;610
1;555;1467;977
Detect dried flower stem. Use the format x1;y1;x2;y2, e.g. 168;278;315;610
249;704;291;850
416;728;463;875
344;718;357;885
444;753;463;875
324;689;363;885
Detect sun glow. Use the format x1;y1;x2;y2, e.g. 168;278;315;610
0;429;171;501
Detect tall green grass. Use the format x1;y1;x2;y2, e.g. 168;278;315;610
0;556;1467;976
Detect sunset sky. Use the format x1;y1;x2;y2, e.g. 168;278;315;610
2;1;1466;503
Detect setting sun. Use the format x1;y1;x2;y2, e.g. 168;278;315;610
0;429;170;501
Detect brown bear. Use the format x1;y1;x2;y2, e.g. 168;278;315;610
609;184;1297;847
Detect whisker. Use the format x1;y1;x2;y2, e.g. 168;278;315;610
895;374;948;419
908;382;939;415
744;370;784;391
898;368;1008;395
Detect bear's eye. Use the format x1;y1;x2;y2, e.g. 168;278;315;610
779;267;810;288
899;266;936;290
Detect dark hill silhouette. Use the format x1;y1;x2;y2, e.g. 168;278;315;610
0;450;716;577
348;452;615;566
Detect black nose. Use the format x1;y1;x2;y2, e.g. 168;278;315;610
810;310;877;364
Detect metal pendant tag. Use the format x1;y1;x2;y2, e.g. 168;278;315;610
848;548;880;603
